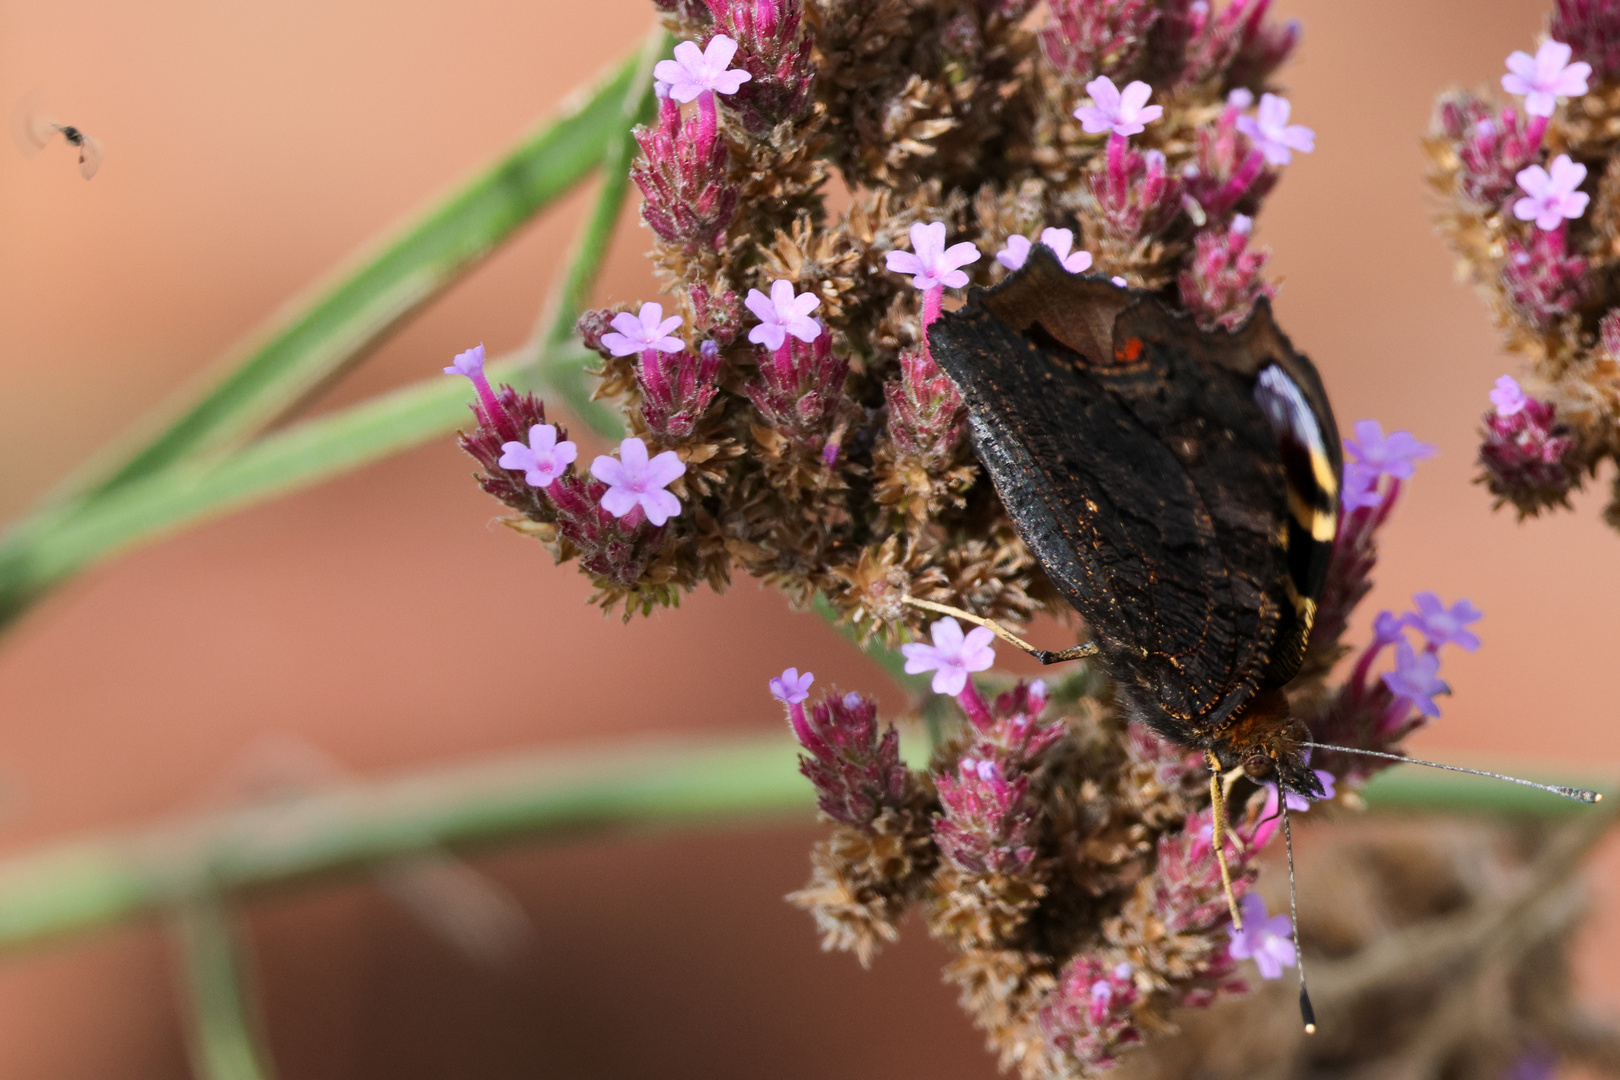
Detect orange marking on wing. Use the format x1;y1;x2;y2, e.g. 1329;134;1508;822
1114;337;1144;363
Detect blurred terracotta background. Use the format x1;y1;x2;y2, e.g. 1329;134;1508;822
2;0;1619;1075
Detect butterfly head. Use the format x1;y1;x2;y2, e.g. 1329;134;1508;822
1212;686;1326;800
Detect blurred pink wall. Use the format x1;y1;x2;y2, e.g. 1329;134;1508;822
1;0;1618;1075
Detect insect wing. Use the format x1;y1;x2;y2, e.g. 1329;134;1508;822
76;132;103;179
929;247;1323;739
10;90;56;155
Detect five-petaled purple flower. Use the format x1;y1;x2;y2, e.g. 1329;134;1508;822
745;280;822;351
1227;894;1296;979
769;667;815;704
589;437;687;526
444;343;487;377
600;303;686;358
1501;40;1591;118
1235;93;1316;167
1373;610;1407;646
653;35;753;102
996;228;1094;274
498;424;578;488
1405;593;1483;652
1073;77;1163;137
1344;419;1438;480
1491;374;1529;416
901;616;996;696
1383;640;1450;718
885;222;981;291
1514;155;1590;230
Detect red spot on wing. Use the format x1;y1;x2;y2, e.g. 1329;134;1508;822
1115;337;1144;363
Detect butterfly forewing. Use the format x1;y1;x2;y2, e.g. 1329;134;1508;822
929;247;1336;744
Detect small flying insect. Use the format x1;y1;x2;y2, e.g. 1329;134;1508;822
12;92;103;179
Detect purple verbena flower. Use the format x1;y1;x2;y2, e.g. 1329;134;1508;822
600;303;686;357
653;35;753;103
1501;39;1591;118
589;437;687;526
884;222;981;290
745;280;822;351
497;423;578;488
444;343;487;377
995;228;1094;273
1074;76;1163;137
1492;374;1529;416
1235;92;1315;166
1344;419;1438;481
1514;155;1590;230
1373;609;1406;645
769;666;815;704
900;616;996;696
1227;893;1296;979
1405;593;1483;652
1382;640;1450;719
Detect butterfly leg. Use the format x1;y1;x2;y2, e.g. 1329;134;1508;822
901;596;1098;664
1206;750;1244;930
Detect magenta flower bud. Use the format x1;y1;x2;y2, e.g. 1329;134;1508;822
1037;957;1142;1069
744;327;849;445
785;689;908;830
1184;96;1276;218
638;340;723;439
459;386;565;520
1478;389;1581;512
630;93;739;251
1177;0;1282;91
1501;223;1587;328
1225;14;1299;89
1552;0;1620;82
703;0;816;133
882;346;965;467
1038;0;1158;82
1089;135;1184;244
1178;217;1275;331
933;755;1037;876
1434;93;1541;208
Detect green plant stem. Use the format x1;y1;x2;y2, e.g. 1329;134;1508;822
0;734;1603;960
61;49;643;505
0;32;662;624
0;736;809;956
171;897;279;1080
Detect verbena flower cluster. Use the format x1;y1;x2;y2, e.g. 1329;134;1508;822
455;0;1314;622
443;1;1483;1073
771;427;1461;1078
1427;4;1620;522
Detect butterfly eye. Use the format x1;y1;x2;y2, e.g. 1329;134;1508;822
1242;752;1273;780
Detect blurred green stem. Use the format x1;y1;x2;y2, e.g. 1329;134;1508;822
171;897;279;1080
0;734;1603;960
0;31;664;629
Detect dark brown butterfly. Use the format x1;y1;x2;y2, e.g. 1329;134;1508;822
927;245;1340;800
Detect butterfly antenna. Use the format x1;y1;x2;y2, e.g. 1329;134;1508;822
900;596;1099;665
1281;798;1315;1034
1309;742;1602;803
1205;751;1243;929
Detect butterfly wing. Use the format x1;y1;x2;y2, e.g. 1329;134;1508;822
930;248;1337;742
